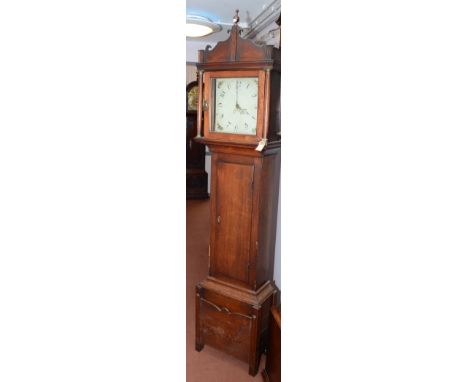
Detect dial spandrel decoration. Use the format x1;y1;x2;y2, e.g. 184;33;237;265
213;77;258;135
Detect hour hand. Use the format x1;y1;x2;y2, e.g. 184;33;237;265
234;103;248;115
239;106;249;115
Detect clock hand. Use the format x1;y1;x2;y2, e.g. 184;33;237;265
234;101;242;113
234;105;248;116
235;102;249;115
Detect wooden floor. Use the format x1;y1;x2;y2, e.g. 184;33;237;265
186;199;264;381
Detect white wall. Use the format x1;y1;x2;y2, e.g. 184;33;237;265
186;65;197;84
273;180;281;290
186;40;217;63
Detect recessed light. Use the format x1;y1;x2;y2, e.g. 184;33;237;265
186;15;221;38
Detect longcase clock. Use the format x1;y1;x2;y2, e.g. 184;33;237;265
194;12;281;376
186;81;209;199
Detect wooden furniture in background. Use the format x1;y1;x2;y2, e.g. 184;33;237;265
262;305;281;382
195;11;281;376
186;81;209;199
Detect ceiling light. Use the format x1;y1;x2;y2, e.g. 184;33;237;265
186;15;221;38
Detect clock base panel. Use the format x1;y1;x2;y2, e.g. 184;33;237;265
195;279;278;376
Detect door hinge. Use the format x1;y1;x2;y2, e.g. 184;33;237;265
208;245;211;270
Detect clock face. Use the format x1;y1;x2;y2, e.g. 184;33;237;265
187;84;198;111
213;77;258;135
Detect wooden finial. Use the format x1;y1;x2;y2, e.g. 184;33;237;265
233;9;240;24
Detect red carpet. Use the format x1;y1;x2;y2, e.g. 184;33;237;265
186;199;264;381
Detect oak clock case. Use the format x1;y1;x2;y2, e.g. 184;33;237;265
202;70;269;144
186;81;209;199
194;15;281;377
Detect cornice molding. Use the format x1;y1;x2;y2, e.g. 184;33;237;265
243;0;281;40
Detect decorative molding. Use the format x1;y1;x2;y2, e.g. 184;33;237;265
243;0;281;40
253;22;280;47
198;23;275;66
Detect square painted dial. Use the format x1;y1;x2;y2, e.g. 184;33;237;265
213;77;258;135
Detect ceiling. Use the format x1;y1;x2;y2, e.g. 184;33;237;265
186;0;280;44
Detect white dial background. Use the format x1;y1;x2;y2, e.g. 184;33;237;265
213;77;258;135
